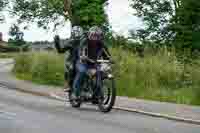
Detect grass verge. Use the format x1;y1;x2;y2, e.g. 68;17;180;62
13;52;64;86
13;48;200;106
0;52;19;58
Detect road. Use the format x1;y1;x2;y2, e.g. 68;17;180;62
0;85;200;133
0;58;14;73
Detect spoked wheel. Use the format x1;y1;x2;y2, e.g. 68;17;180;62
68;91;81;108
98;78;116;113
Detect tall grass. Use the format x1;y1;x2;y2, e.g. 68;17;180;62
13;52;65;86
13;48;200;105
0;52;19;58
112;47;200;105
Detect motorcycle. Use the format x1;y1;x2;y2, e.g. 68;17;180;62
68;59;116;113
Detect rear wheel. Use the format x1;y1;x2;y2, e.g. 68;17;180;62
98;78;116;113
68;91;81;108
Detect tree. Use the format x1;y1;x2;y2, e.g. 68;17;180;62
130;0;200;51
9;24;25;46
130;0;174;43
11;0;109;30
0;0;8;22
174;0;200;51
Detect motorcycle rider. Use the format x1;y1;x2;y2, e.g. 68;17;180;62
72;26;111;100
54;26;84;92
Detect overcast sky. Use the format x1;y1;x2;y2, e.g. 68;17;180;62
0;0;142;42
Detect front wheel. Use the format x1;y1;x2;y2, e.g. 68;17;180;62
98;78;116;113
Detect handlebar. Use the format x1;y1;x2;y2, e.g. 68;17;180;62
80;56;114;64
96;60;111;63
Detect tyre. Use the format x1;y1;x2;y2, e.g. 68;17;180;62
98;78;116;113
68;91;81;108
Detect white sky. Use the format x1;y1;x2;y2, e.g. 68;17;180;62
0;0;142;42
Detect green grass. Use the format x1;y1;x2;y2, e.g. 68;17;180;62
13;48;200;106
13;52;65;86
0;52;19;58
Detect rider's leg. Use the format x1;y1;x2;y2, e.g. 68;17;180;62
64;72;70;91
73;62;87;97
64;68;71;92
69;62;76;88
64;67;74;92
68;70;73;88
95;65;103;98
63;53;72;92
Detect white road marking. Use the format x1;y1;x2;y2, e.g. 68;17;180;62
50;93;66;101
49;93;71;107
0;111;17;119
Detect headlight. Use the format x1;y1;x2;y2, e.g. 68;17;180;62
108;74;113;78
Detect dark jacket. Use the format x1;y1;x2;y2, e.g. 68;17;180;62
78;36;111;64
54;35;81;64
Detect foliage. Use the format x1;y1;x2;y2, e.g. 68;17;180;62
0;52;19;58
112;47;200;105
0;0;7;10
0;0;8;22
11;0;109;30
8;24;26;46
13;52;65;86
0;43;29;52
130;0;200;51
130;0;174;43
172;0;200;50
111;35;146;57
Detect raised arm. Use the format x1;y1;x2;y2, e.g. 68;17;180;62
64;0;72;18
54;35;72;54
54;35;63;53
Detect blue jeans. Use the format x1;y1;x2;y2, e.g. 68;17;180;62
73;62;102;96
73;62;88;97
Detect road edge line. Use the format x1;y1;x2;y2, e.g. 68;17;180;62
1;82;200;125
113;106;200;125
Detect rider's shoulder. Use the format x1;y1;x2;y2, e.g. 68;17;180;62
79;34;88;43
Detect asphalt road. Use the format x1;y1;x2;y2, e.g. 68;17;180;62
0;85;200;133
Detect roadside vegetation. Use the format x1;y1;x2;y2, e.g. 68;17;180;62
0;52;19;58
13;52;64;86
13;47;200;106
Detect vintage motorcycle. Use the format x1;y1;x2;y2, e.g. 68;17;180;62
68;58;116;113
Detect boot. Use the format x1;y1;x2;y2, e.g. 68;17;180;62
64;82;71;92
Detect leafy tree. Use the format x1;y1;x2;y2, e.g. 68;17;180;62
0;0;8;22
176;0;200;51
8;24;25;46
130;0;174;43
130;0;200;51
11;0;109;30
